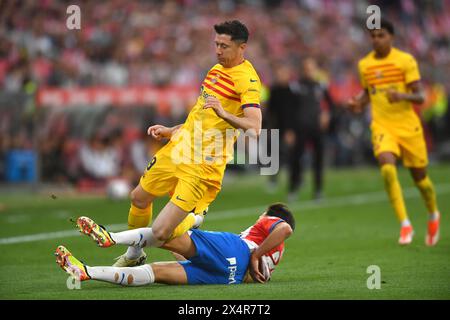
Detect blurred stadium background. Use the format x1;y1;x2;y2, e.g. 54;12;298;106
0;0;449;299
1;0;449;191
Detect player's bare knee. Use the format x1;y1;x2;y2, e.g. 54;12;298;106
378;152;396;166
129;190;142;206
130;188;151;209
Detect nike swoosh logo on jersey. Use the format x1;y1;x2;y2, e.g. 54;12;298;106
176;195;187;202
250;79;257;82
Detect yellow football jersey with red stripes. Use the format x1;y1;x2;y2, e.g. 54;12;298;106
169;59;261;181
358;47;421;136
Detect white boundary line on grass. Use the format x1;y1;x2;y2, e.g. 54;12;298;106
1;183;449;245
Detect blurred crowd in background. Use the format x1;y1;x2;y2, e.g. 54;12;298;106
0;0;449;190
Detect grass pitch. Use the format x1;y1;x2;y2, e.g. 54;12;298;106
0;164;449;300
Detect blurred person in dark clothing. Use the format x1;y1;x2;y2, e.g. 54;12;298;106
40;135;66;183
265;63;296;192
286;57;335;202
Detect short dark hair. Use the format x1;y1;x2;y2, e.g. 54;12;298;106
265;203;295;231
369;18;395;35
214;20;249;43
380;19;394;35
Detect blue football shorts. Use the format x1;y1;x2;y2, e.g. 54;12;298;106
178;229;251;285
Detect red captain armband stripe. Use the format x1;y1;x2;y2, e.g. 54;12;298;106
241;104;260;109
268;219;285;233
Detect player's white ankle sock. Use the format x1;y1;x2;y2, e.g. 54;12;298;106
86;265;155;286
193;214;204;228
401;219;411;227
429;211;440;221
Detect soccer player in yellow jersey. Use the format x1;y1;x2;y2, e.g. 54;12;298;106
348;20;440;246
113;20;263;267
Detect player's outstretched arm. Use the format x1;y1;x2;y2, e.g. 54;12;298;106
248;222;293;283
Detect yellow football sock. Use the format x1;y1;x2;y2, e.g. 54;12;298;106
169;213;196;241
415;176;439;214
380;164;408;223
127;203;152;229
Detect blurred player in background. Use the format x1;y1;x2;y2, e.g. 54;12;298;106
114;20;263;267
55;203;294;286
348;20;441;246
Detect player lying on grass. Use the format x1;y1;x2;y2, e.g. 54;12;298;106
55;203;295;285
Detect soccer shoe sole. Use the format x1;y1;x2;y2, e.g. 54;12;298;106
54;245;90;281
76;216;115;247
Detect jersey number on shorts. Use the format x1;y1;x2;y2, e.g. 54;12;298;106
146;157;156;171
374;134;384;142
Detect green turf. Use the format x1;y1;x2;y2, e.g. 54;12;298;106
0;164;449;299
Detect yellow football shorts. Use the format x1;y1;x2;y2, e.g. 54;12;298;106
371;123;428;168
139;143;221;213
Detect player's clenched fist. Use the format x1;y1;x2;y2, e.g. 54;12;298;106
147;125;172;141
